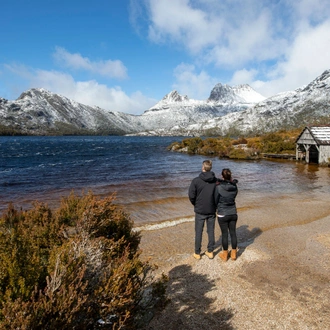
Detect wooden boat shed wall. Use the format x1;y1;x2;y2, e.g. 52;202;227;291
296;126;330;165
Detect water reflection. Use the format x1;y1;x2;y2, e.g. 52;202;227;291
226;159;330;197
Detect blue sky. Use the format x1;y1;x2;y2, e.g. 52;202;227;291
1;0;330;115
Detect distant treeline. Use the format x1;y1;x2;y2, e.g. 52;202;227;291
0;123;126;136
0;124;28;136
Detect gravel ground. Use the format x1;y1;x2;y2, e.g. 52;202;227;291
139;194;330;330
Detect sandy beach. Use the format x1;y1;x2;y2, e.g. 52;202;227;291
139;193;330;329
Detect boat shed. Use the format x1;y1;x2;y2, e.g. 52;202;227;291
296;126;330;165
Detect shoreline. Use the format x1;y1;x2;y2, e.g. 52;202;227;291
139;193;330;329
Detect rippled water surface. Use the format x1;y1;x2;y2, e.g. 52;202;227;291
1;136;330;225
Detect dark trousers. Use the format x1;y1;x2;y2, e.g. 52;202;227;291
195;213;215;254
218;214;238;250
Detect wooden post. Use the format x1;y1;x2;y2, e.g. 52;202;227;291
305;145;310;163
296;144;299;160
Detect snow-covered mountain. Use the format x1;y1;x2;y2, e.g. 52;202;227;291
0;88;139;135
134;85;265;133
0;84;264;135
175;69;330;136
207;83;265;104
1;71;330;136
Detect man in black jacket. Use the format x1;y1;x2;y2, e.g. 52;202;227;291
188;160;217;260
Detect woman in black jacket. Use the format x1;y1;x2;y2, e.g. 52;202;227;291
214;168;238;261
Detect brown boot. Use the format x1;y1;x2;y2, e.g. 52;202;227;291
219;250;228;262
193;253;201;260
231;249;237;260
205;251;214;259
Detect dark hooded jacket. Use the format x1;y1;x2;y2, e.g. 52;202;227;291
214;179;238;216
188;171;217;215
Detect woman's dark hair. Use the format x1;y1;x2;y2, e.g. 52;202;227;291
222;168;232;181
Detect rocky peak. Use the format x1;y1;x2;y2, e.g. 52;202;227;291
17;88;46;100
0;97;8;104
300;69;330;93
208;83;265;104
145;90;191;113
17;89;36;100
317;69;330;81
208;83;245;103
162;90;189;103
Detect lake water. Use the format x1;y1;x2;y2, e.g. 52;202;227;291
1;136;330;228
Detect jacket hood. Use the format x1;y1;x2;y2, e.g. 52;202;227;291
199;171;216;183
218;180;237;191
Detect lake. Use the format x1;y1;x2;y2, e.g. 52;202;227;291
1;136;330;227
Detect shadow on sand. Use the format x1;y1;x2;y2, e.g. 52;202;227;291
144;264;234;330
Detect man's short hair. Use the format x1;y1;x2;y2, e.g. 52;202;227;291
202;160;212;171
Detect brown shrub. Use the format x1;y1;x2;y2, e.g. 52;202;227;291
0;192;161;329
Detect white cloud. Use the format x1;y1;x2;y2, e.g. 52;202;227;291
146;0;224;53
59;80;155;115
143;0;288;65
53;47;128;79
254;19;330;96
138;0;330;98
5;64;155;115
230;69;258;86
207;9;288;67
172;63;218;99
292;0;330;22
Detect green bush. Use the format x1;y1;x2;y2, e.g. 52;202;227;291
182;137;202;154
169;129;298;158
232;137;248;145
198;137;232;157
228;147;249;159
0;192;163;329
261;132;282;143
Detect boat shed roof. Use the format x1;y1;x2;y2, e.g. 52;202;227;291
296;126;330;145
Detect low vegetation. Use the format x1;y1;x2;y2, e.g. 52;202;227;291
0;192;167;329
0;122;129;136
0;124;28;136
168;129;301;160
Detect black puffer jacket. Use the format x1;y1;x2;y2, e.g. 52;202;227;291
214;179;238;216
188;171;217;215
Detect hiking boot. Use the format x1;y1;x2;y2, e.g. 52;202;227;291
230;248;237;260
193;253;201;260
205;251;214;259
219;250;228;262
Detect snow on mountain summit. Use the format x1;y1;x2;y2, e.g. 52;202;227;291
1;70;330;136
146;90;203;112
145;83;263;114
232;84;266;103
162;90;189;103
207;83;265;104
176;69;330;136
0;88;139;135
137;85;261;131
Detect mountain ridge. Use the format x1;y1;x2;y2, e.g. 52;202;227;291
1;70;330;136
177;69;330;136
